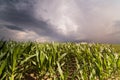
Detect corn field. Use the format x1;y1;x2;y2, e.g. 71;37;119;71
0;40;120;80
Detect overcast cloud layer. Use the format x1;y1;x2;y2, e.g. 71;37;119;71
0;0;120;43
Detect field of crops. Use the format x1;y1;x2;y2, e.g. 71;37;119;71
0;40;120;80
112;44;120;53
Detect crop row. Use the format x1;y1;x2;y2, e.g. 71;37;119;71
0;41;120;80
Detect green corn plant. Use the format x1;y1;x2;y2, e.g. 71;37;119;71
0;40;120;80
57;62;64;80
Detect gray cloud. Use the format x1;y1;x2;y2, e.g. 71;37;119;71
4;25;24;31
0;0;72;41
108;21;120;36
114;21;120;30
0;0;120;43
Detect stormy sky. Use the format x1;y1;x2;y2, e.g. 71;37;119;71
0;0;120;43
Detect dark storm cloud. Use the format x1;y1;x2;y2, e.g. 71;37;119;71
0;25;16;40
0;7;68;41
4;25;24;31
0;0;71;41
0;0;34;24
0;0;120;43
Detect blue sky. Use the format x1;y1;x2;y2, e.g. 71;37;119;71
0;0;120;43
